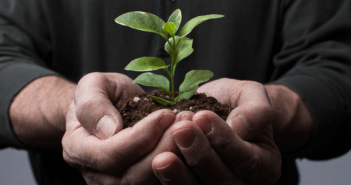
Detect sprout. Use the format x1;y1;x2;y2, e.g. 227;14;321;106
116;9;224;105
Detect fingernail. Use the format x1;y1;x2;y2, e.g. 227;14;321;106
96;115;117;140
157;113;174;131
156;164;172;181
194;116;213;135
173;128;195;149
181;114;192;121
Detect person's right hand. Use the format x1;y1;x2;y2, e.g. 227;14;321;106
62;72;184;184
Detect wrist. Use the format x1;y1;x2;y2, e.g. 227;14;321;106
50;76;77;132
265;84;314;154
9;75;76;149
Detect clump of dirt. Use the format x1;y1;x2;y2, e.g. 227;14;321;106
118;89;232;128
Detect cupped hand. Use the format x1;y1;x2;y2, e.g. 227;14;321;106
62;72;193;184
152;78;282;185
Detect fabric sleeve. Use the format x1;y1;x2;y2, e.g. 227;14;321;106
271;0;351;159
0;1;58;149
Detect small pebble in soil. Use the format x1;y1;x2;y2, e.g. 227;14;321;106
144;98;149;101
189;106;193;110
165;95;169;99
173;109;179;114
134;97;141;102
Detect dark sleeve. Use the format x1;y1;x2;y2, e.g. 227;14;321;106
271;0;351;159
0;1;58;149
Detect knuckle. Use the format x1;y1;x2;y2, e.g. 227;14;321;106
215;138;234;156
76;98;94;115
75;99;98;128
138;137;158;154
82;72;104;81
118;73;133;82
93;152;113;172
62;140;79;167
247;80;264;89
77;72;105;89
89;144;124;173
187;149;213;170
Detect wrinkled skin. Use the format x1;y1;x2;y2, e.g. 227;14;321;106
62;74;281;185
152;78;282;185
62;72;189;184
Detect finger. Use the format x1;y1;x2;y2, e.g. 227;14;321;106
226;82;273;140
115;124;178;184
63;106;175;174
81;169;123;185
85;111;196;184
74;72;143;139
171;120;242;185
119;112;190;184
198;79;273;140
193;110;281;184
152;152;200;185
174;111;195;122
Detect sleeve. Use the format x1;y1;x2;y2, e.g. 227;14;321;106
0;1;59;149
271;0;351;159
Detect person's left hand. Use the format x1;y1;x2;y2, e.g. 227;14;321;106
151;78;282;185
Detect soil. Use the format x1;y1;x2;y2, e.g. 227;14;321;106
118;89;233;128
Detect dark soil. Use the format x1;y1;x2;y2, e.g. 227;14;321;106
118;89;233;128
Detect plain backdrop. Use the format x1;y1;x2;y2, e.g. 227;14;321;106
0;147;351;185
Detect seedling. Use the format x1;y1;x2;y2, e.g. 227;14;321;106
115;9;224;105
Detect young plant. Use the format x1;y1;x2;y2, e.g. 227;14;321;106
115;9;224;105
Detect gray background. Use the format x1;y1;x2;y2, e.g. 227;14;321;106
1;148;351;185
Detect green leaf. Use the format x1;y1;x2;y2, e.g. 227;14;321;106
175;86;198;102
125;57;168;71
167;9;182;34
179;70;213;93
133;73;170;94
115;11;168;40
165;36;194;70
179;14;224;37
162;22;176;36
147;95;175;105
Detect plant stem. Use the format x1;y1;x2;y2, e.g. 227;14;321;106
170;35;176;101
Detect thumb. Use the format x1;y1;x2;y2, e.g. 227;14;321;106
74;72;143;139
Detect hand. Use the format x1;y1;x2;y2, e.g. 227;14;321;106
152;78;282;185
62;72;191;184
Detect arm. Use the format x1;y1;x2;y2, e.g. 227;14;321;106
0;1;65;149
270;0;351;158
9;76;76;150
